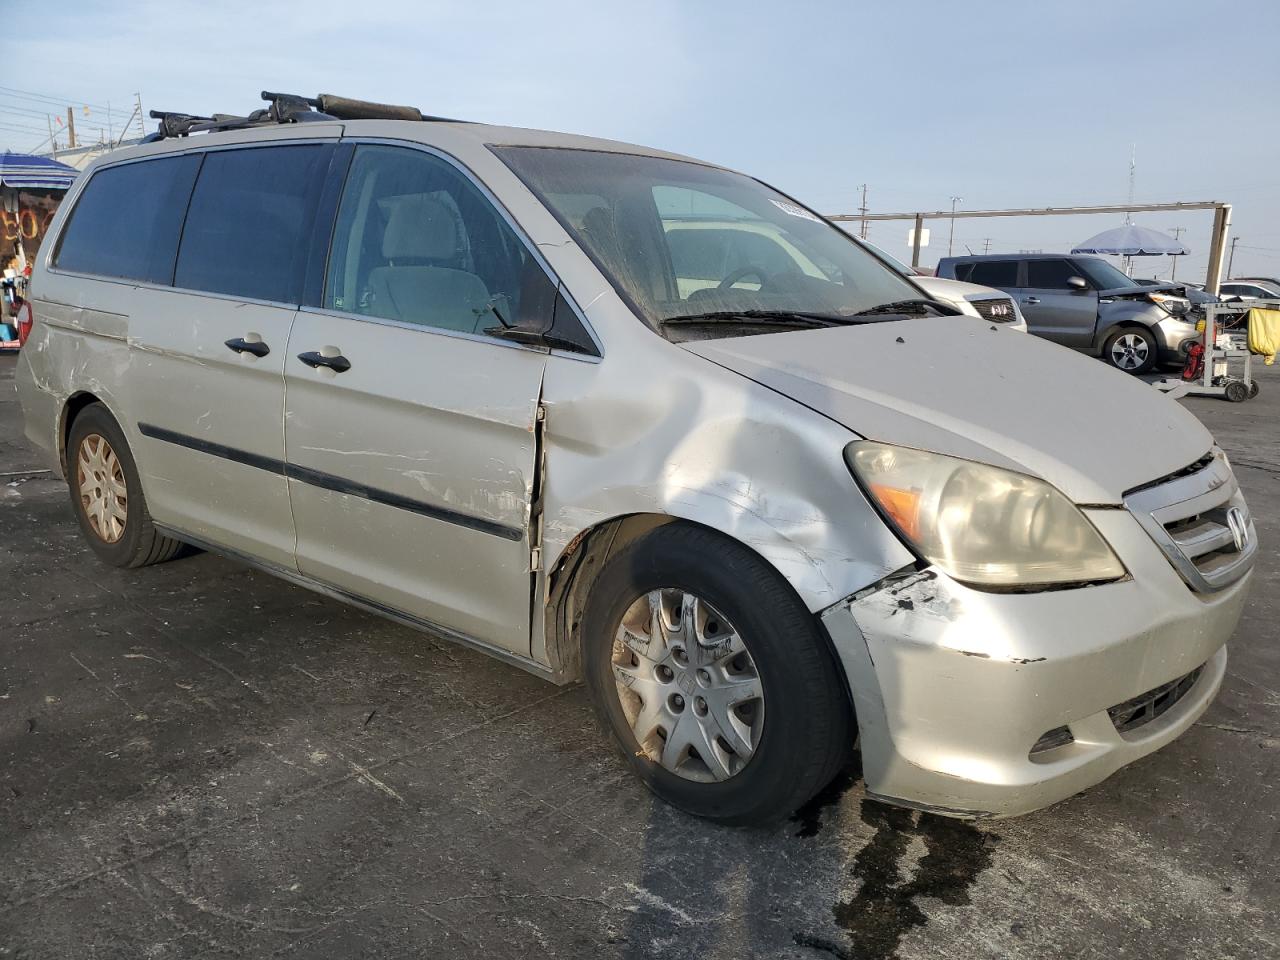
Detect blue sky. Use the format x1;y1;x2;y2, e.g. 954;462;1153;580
12;0;1279;280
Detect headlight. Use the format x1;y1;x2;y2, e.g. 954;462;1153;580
847;442;1125;588
1148;293;1189;317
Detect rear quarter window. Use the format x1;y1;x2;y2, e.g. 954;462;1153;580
958;260;1019;287
53;155;200;284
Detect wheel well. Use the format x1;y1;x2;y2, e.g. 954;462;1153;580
1095;320;1155;354
541;514;858;743
542;513;673;683
60;393;103;473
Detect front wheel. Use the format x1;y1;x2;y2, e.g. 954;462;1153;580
582;523;855;825
1103;326;1159;374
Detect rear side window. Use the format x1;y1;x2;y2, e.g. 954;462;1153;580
958;260;1019;287
1026;259;1079;289
175;145;328;304
54;155;200;284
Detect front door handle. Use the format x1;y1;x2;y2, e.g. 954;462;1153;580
298;350;352;373
225;336;270;357
1022;297;1041;305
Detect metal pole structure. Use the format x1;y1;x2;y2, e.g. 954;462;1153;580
135;93;146;139
47;116;57;159
947;197;962;256
858;184;869;239
911;213;924;269
1227;237;1240;278
1169;227;1185;280
829;200;1224;223
66;107;76;149
1204;204;1231;295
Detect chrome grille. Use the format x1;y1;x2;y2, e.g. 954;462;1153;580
1125;450;1256;593
969;297;1017;323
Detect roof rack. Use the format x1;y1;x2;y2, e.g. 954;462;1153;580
144;91;460;141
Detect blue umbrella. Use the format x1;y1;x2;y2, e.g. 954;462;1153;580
1072;224;1189;256
0;152;78;190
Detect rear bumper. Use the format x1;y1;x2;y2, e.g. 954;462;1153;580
15;350;64;476
822;507;1250;818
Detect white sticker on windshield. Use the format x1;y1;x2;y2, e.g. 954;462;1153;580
770;199;821;222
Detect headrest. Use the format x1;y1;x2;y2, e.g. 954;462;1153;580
381;194;460;261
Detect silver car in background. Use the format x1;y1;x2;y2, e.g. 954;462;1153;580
17;97;1255;823
855;238;1029;331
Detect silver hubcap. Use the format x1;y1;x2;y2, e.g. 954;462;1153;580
1111;333;1150;370
77;433;128;543
611;589;765;783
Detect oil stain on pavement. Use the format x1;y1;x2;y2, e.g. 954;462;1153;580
794;799;998;960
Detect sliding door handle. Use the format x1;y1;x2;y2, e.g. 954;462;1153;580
225;336;270;357
298;350;351;373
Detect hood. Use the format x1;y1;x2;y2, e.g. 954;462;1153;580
684;316;1212;504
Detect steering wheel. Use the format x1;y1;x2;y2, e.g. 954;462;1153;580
718;265;769;290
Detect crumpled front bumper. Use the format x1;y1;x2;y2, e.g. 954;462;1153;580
821;507;1251;818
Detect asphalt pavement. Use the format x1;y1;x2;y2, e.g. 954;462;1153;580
1;352;1276;959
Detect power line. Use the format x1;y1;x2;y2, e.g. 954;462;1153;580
0;102;65;119
0;84;111;112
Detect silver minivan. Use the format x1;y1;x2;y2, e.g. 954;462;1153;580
17;95;1257;824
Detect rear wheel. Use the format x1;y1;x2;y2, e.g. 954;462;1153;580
66;404;184;568
582;523;854;825
1103;326;1159;374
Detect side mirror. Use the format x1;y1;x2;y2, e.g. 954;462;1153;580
1067;276;1088;291
482;259;599;355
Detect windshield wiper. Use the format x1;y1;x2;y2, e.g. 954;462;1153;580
851;298;952;317
661;310;853;328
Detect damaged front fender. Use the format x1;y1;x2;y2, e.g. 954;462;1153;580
538;338;915;615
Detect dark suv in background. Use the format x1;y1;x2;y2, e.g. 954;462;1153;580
936;253;1200;374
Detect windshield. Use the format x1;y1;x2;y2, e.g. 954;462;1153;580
1075;257;1138;290
493;147;919;335
860;239;918;276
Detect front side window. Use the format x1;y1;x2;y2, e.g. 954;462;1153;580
1074;257;1137;291
493;147;917;336
54;154;200;284
1025;259;1080;290
175;144;328;304
325;145;533;335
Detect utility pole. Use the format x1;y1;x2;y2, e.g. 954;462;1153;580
857;184;869;239
66;107;77;149
982;238;992;254
47;115;58;159
947;196;962;257
1169;226;1185;280
1227;236;1241;278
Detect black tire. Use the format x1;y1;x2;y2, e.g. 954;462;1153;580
1102;325;1159;375
582;522;855;825
1225;380;1249;403
1248;380;1260;399
66;404;185;568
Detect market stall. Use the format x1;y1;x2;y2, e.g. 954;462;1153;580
0;153;77;349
